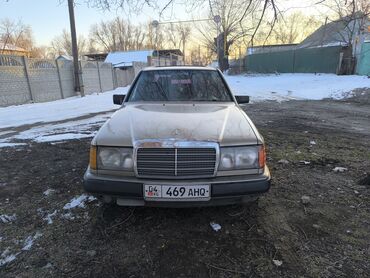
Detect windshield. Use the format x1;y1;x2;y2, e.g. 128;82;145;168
127;70;233;102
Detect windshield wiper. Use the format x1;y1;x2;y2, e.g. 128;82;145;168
152;80;168;101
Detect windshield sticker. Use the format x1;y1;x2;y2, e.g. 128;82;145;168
154;74;171;81
171;79;191;84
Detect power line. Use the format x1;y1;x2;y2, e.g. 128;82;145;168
157;18;213;25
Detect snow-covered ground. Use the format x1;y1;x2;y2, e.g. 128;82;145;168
226;73;370;102
0;87;129;129
0;74;368;147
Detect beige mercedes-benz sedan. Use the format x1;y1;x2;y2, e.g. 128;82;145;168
84;66;270;207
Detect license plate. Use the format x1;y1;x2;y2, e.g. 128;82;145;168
144;184;210;201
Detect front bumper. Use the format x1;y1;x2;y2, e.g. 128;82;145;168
83;166;271;207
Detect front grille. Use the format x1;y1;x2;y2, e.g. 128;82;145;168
136;147;217;178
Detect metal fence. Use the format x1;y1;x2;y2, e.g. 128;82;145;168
0;55;116;107
246;46;344;74
356;42;370;76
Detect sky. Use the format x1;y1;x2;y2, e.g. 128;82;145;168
0;0;323;47
0;0;193;46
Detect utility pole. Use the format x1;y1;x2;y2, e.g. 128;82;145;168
151;20;159;66
213;15;221;70
68;0;84;96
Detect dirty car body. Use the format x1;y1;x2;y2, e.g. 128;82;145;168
84;66;271;207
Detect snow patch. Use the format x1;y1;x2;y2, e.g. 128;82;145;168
210;222;222;232
0;87;128;129
22;232;42;251
43;210;57;225
0;248;19;267
0;214;16;223
333;167;348;172
61;212;75;220
0;143;27;148
226;73;370;102
63;194;97;210
0;232;42;267
273;259;283;267
0;130;14;136
10;114;109;143
34;132;95;143
43;188;56;196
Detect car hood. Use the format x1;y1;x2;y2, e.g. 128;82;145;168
94;103;260;147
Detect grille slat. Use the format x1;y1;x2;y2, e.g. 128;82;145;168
136;147;217;178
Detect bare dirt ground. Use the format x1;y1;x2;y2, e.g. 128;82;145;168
0;91;369;278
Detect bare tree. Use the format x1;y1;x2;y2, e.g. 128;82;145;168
29;46;55;59
90;17;147;52
177;23;191;59
86;0;278;70
50;29;87;57
318;0;370;73
197;0;279;71
0;18;34;52
267;12;321;44
164;24;178;49
144;21;165;50
87;0;171;14
164;23;191;58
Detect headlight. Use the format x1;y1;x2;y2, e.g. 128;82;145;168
97;147;133;171
219;146;260;170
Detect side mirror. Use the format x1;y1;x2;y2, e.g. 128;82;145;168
235;95;250;104
113;94;125;105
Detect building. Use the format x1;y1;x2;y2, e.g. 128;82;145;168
56;55;72;61
299;13;370;75
245;13;370;75
103;49;185;87
104;49;184;69
247;43;298;55
105;50;153;69
0;43;30;57
84;53;108;61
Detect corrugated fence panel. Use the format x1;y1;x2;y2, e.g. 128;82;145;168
246;50;294;73
58;60;75;98
28;59;61;102
294;46;342;73
0;54;116;106
0;56;31;106
81;61;100;94
246;46;343;74
99;62;114;91
356;42;370;76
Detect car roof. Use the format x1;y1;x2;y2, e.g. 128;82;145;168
142;66;218;71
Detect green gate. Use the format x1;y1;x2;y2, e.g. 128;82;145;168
356;42;370;76
246;46;343;74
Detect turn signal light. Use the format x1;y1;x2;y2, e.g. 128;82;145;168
258;145;266;168
90;145;97;170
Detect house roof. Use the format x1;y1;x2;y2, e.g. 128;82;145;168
0;43;27;52
105;50;154;67
84;53;108;61
299;12;370;48
105;49;184;68
56;55;72;61
142;66;215;71
247;43;298;54
152;49;183;57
